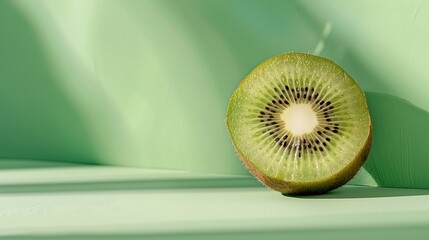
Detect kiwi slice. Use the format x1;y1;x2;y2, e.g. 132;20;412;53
226;53;372;195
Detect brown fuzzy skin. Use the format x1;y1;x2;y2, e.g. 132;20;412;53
233;125;372;195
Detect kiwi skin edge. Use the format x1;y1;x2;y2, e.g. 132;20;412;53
226;52;373;196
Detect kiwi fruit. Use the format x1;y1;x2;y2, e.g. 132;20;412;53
226;53;372;195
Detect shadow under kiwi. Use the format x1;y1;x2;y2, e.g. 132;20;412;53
288;185;429;199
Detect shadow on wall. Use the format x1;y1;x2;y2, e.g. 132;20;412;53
297;1;429;189
0;1;98;165
352;92;429;189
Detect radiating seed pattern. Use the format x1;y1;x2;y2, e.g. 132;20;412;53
249;74;353;162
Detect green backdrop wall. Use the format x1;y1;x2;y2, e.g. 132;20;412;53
1;0;429;188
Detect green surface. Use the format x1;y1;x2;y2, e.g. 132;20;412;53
1;1;429;185
0;160;260;193
0;160;429;239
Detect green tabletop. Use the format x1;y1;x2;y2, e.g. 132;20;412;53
1;160;429;239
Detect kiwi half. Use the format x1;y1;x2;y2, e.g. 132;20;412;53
226;53;372;195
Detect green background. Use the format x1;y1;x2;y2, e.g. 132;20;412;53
1;0;429;187
2;0;429;238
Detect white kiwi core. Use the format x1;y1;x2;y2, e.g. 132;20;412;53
281;103;318;136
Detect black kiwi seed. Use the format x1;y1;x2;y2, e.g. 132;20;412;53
255;77;343;158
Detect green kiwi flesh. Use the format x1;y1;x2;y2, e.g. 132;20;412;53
226;53;372;195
